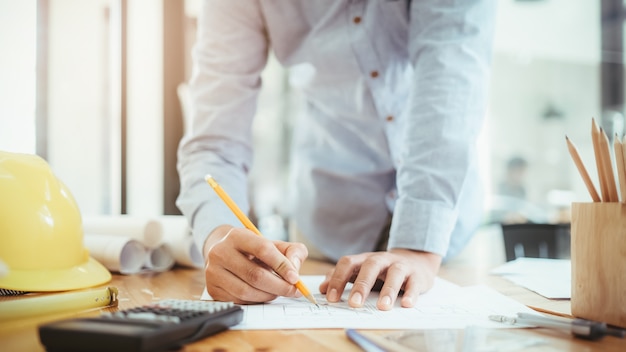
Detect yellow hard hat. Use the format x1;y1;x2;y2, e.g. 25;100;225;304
0;151;111;292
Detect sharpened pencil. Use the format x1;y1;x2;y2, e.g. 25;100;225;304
599;127;619;202
591;118;610;201
205;175;318;307
565;135;601;202
615;135;626;203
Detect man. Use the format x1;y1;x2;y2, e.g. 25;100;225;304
177;0;496;311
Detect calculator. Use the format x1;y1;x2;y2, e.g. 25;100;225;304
38;299;243;352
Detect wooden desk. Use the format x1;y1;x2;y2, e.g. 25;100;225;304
2;227;625;351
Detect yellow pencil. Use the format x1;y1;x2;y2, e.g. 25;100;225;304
205;175;318;307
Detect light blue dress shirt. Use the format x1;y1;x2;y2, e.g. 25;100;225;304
177;0;496;262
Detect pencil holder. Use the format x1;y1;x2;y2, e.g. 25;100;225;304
571;202;626;328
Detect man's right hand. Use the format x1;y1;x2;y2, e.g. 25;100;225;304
202;225;309;304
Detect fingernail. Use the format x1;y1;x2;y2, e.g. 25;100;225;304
349;292;363;306
402;296;413;307
328;288;338;302
381;295;391;308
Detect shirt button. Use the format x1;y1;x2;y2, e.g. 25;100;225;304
353;16;361;24
370;71;379;78
386;115;394;122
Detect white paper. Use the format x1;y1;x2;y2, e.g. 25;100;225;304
159;215;204;269
83;215;203;269
84;233;147;274
201;276;538;330
490;258;571;299
83;215;163;249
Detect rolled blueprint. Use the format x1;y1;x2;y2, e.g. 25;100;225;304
144;244;175;272
159;215;204;269
83;215;164;249
164;236;204;269
84;233;147;274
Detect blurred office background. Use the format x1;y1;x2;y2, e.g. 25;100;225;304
0;0;623;239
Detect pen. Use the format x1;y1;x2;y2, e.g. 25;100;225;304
489;312;626;340
346;329;388;352
205;175;319;307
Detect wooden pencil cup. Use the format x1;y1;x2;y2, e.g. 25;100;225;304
571;202;626;328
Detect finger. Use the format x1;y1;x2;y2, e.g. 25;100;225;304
348;254;388;308
249;256;302;298
207;286;266;305
209;236;299;299
232;250;300;297
399;275;422;308
205;261;279;304
274;240;308;272
325;254;366;304
238;234;300;285
376;262;408;311
319;267;335;294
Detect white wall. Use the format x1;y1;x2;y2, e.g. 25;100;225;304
42;0;165;217
0;0;36;154
47;0;110;214
494;0;600;64
125;0;164;216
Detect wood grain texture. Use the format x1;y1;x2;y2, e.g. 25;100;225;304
571;202;626;329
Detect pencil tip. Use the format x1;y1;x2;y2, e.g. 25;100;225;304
307;294;319;307
204;174;212;182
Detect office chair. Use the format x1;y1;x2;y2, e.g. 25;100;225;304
501;223;571;262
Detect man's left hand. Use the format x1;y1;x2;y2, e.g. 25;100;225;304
319;249;442;311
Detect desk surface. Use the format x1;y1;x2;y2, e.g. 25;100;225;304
1;227;625;351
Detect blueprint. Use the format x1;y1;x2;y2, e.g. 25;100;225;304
202;275;538;330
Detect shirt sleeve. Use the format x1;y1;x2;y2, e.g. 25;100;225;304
176;0;269;253
388;0;497;256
